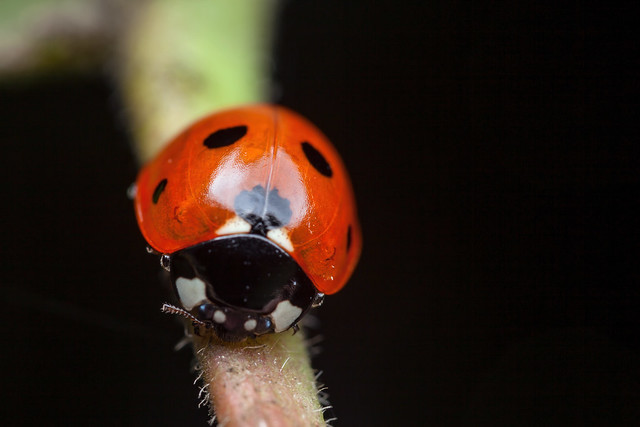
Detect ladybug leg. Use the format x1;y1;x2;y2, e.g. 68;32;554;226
193;323;203;336
146;246;161;255
292;323;300;335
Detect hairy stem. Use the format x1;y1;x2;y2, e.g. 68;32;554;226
116;1;326;425
193;332;326;426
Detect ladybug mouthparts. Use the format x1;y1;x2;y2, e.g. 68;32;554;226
164;234;320;341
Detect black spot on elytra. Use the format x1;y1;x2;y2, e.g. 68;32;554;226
234;185;292;235
302;141;332;177
152;179;168;204
203;125;247;148
346;225;353;251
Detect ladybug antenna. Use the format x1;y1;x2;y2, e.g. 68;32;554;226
161;303;207;328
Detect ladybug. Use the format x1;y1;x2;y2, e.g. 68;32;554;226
133;105;361;341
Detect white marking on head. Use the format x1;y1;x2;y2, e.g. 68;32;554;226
244;319;257;331
216;215;252;235
175;277;208;311
213;310;226;324
270;300;303;332
267;228;294;252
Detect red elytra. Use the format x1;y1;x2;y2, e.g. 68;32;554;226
134;105;361;295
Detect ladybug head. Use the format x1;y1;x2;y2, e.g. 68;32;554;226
165;234;321;341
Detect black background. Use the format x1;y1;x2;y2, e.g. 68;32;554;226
2;1;638;425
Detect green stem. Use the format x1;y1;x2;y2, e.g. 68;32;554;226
117;0;279;163
116;1;327;425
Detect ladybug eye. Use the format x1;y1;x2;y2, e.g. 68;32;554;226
203;125;248;148
152;179;168;204
301;141;332;177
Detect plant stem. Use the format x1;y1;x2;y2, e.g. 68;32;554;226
117;0;279;163
116;1;327;425
193;332;326;426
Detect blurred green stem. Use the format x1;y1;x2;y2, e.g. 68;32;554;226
118;0;279;163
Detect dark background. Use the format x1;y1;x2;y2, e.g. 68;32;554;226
2;1;638;425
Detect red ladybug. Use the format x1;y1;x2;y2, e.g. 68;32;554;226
134;105;361;340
